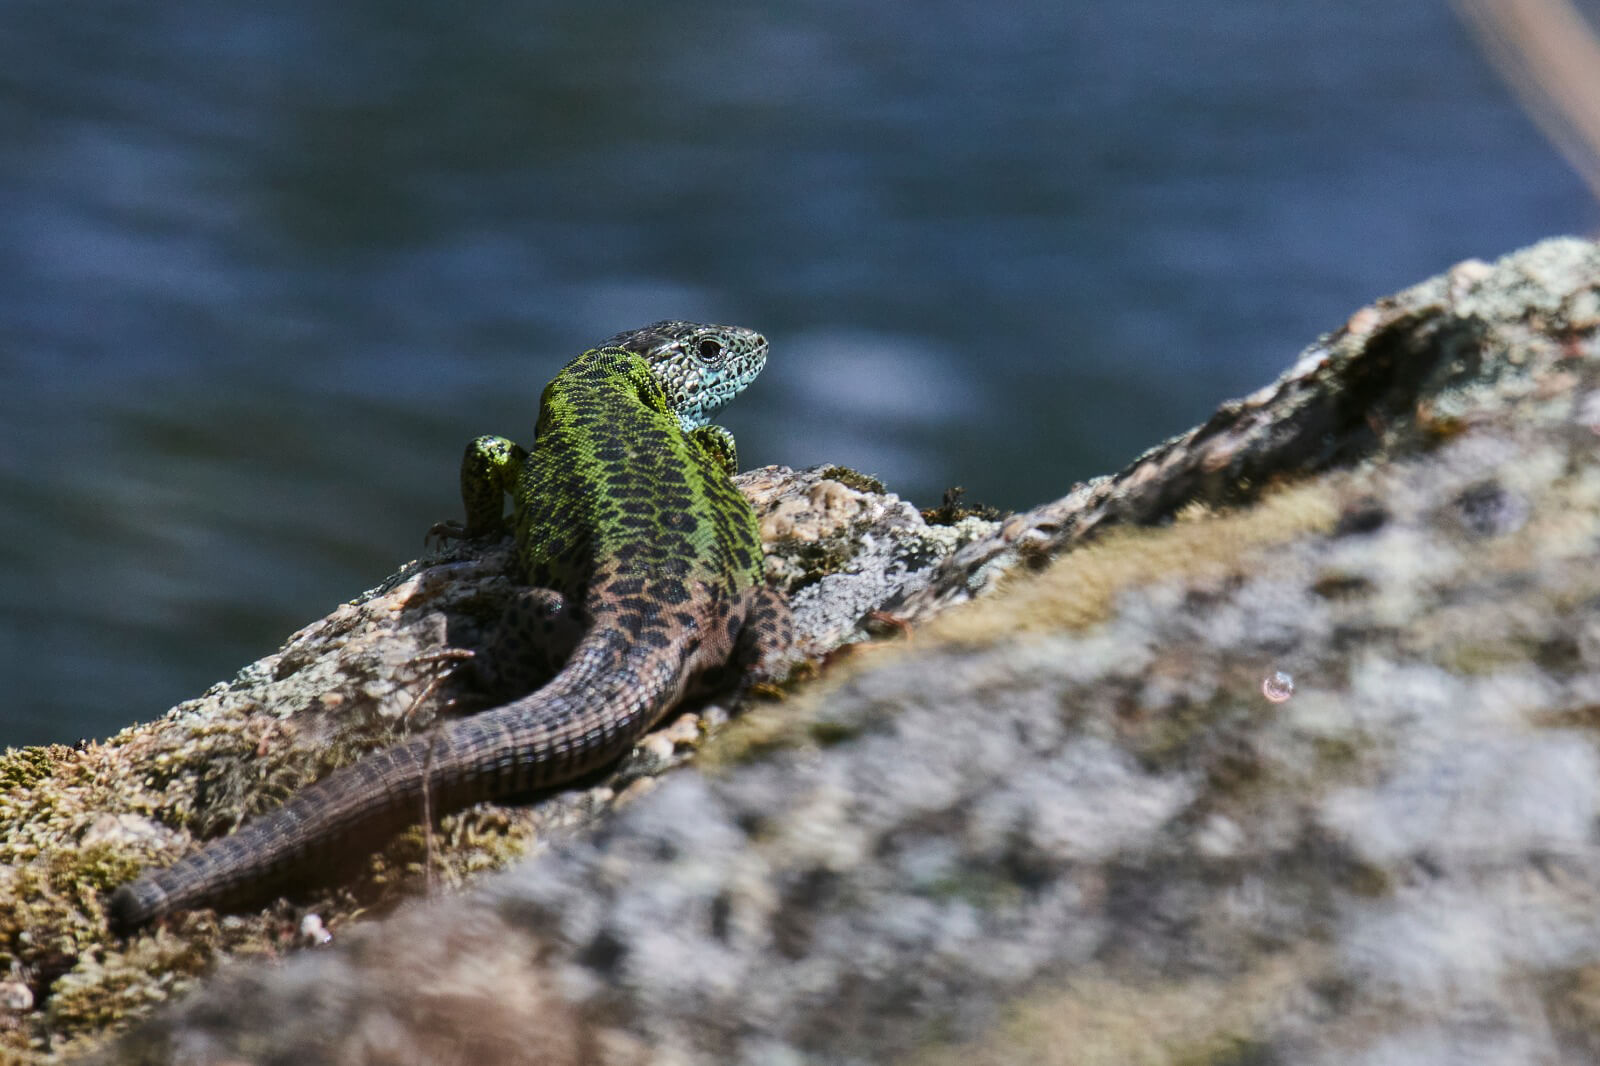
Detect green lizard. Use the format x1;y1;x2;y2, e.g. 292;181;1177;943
109;321;792;932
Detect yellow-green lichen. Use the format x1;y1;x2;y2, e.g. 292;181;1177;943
817;465;886;495
772;532;869;591
928;482;1341;646
700;703;815;769
0;746;63;792
917;867;1025;912
905;949;1319;1066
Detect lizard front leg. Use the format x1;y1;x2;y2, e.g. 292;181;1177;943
732;584;797;689
430;434;529;542
689;424;739;478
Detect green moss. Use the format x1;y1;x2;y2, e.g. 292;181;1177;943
50;844;144;898
773;533;864;591
0;746;61;792
47;967;149;1033
1170;1034;1273;1066
920;486;1007;526
1310;734;1362;771
1342;861;1393;898
919;867;1023;911
1438;640;1535;677
704;712;799;767
807;718;863;747
818;465;886;495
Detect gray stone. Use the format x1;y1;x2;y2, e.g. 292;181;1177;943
9;237;1600;1064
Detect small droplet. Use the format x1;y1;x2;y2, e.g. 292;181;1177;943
1262;671;1295;703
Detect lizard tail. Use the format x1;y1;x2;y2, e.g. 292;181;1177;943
109;627;682;933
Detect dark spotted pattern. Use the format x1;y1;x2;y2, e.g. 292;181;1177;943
108;323;791;933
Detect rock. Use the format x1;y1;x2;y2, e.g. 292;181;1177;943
7;236;1600;1063
0;443;992;1059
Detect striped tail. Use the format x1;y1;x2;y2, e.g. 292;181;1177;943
108;627;682;933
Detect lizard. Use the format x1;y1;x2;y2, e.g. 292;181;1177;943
108;320;793;933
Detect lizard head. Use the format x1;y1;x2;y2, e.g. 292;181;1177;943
600;320;769;431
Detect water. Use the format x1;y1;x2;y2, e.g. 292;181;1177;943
2;0;1593;746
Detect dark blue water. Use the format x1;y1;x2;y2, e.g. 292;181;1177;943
2;0;1593;746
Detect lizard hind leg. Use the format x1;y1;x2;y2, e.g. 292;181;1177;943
472;586;589;698
731;585;798;691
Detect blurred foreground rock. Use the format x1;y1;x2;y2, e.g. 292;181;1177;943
5;237;1600;1063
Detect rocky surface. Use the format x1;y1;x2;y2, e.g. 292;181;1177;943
0;454;994;1060
3;236;1600;1063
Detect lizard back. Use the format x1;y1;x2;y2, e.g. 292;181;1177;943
517;345;765;606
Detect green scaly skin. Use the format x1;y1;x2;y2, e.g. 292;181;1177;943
108;321;793;933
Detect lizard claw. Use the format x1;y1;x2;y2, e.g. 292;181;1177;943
424;520;468;550
409;647;476;671
404;647;477;719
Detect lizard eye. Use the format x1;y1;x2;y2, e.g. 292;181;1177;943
695;338;723;362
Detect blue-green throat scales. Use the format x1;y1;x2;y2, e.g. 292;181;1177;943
109;321;794;932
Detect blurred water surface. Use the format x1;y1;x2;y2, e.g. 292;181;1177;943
1;0;1593;744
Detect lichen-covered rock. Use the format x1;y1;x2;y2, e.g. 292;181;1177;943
9;236;1600;1063
0;450;988;1060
